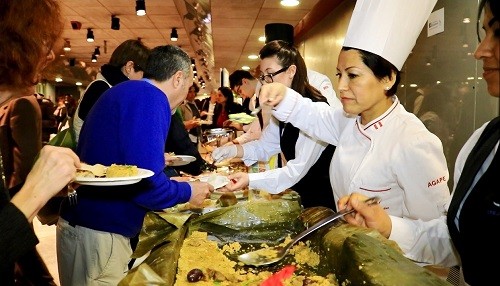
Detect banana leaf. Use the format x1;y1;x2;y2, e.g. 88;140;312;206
118;264;166;286
132;211;195;258
189;199;303;244
121;217;189;286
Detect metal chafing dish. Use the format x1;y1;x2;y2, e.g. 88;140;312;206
202;128;235;147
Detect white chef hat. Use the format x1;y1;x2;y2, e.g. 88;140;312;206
343;0;437;71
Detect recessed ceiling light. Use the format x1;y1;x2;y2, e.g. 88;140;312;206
258;36;266;42
63;40;71;52
248;54;258;60
76;82;82;86
55;77;63;82
280;0;299;7
136;0;146;16
242;66;250;70
86;28;94;42
410;84;418;87
463;18;470;23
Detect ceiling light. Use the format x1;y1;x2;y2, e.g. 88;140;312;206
111;15;120;30
76;82;82;86
258;36;266;42
280;0;300;7
55;77;63;82
94;46;101;57
242;66;250;71
86;28;94;42
91;53;97;63
63;40;71;52
136;0;146;16
248;54;258;60
170;28;178;42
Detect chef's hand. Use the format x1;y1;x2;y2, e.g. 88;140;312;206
188;181;214;207
258;82;287;107
211;145;240;163
337;193;392;238
224;172;249;191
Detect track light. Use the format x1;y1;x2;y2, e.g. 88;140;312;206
63;40;71;52
86;28;94;42
136;0;146;16
111;15;120;30
170;28;178;42
94;46;101;57
91;53;97;63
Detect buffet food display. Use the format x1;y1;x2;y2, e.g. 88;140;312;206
118;160;451;286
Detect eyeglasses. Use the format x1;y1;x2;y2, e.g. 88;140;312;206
258;66;289;84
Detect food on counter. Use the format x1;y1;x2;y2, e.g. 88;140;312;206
217;192;238;207
174;231;336;286
106;164;138;177
186;268;205;282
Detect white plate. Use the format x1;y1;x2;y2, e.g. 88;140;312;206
198;174;230;189
75;168;154;186
167;155;196;166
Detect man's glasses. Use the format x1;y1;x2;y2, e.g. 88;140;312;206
258;66;289;84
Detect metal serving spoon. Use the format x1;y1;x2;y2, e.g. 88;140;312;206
237;196;381;266
250;106;262;116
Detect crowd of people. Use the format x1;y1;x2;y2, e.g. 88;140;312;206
0;0;497;285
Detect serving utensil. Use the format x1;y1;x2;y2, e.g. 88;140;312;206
237;196;381;266
250;106;262;116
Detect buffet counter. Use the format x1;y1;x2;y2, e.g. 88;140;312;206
118;160;451;286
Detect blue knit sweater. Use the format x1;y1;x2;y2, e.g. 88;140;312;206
61;79;191;237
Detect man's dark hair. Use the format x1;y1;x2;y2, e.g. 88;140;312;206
229;70;254;89
144;45;191;82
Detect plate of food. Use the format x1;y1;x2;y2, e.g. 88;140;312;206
75;164;154;186
165;153;197;166
198;174;230;189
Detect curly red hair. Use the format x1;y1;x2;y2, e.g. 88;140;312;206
0;0;63;89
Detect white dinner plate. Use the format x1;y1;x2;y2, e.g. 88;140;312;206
75;168;154;186
167;155;196;166
198;174;230;189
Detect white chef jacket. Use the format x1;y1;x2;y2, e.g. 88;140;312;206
273;88;451;262
242;73;340;193
391;121;498;269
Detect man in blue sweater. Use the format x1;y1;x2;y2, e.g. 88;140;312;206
57;45;213;285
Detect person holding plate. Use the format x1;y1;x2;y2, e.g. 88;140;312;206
57;45;213;285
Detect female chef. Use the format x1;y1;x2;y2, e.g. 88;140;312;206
338;0;499;284
257;0;451;264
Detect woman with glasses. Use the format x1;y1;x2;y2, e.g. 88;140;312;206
212;40;340;210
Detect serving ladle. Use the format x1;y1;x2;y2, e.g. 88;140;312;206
237;196;381;266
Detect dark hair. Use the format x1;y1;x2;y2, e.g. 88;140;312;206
229;70;254;89
109;39;150;72
477;0;498;42
341;47;401;97
259;40;325;102
0;0;63;89
218;86;235;111
190;82;200;93
143;45;191;82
